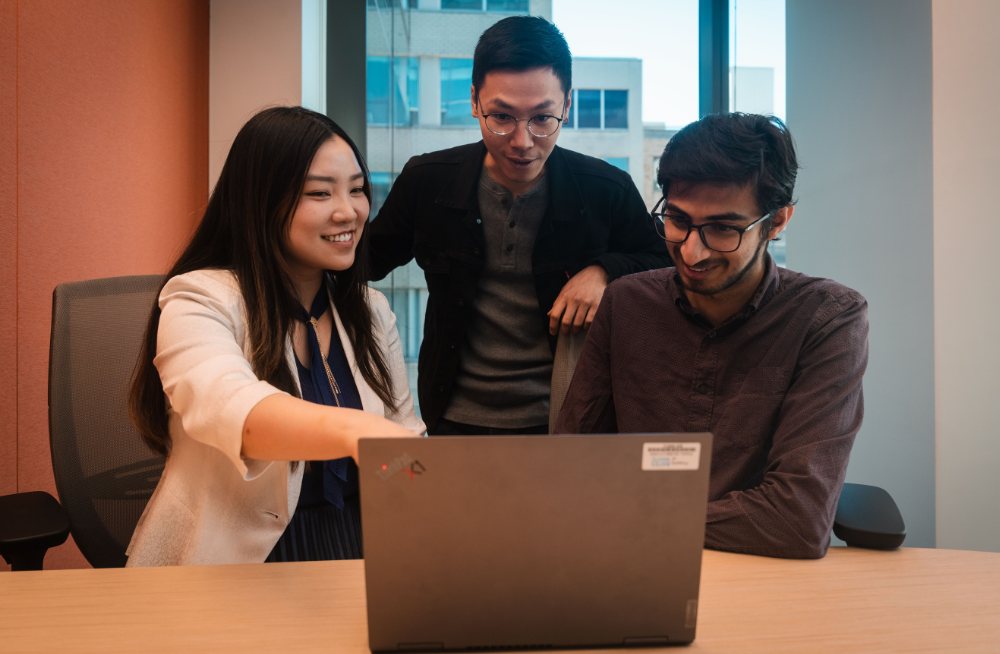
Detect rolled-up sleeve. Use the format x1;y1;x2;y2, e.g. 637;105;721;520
154;272;287;480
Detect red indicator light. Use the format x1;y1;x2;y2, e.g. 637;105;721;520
382;465;387;470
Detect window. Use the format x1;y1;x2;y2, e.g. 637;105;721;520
604;90;628;129
441;0;529;11
727;0;787;264
577;90;601;128
369;172;399;218
604;157;629;173
486;0;529;10
729;0;786;120
566;89;628;129
441;58;478;126
441;0;482;9
358;2;697;416
366;56;419;127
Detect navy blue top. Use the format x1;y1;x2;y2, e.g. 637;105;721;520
295;280;363;509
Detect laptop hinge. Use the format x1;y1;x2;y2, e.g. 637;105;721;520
623;636;671;646
397;643;444;651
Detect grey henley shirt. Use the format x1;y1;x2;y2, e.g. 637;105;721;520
442;165;554;428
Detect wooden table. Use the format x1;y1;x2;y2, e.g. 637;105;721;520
2;547;999;653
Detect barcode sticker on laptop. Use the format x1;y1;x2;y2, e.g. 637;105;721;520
641;442;701;471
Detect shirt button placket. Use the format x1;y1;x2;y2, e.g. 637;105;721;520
685;332;719;431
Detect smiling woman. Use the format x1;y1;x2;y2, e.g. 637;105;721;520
124;107;424;567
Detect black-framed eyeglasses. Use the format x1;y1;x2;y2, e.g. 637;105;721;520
651;196;774;253
476;98;566;138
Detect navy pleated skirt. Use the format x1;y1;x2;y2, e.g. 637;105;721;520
265;494;363;562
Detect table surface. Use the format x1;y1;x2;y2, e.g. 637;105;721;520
2;546;999;653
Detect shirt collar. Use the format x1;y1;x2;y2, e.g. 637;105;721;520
669;252;780;329
436;142;584;222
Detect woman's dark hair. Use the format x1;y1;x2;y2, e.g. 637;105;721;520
472;16;572;97
130;106;397;457
657;113;798;231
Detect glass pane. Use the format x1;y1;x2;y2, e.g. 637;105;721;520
366;57;391;126
604;90;628;129
486;0;529;11
367;3;524;417
553;1;699;210
369;172;394;217
362;2;703;416
366;56;418;126
399;57;419;126
442;0;483;10
441;58;478;126
729;0;786;120
604;157;629;173
562;90;576;129
576;89;601;128
729;0;787;265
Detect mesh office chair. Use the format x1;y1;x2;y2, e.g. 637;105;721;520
0;275;165;570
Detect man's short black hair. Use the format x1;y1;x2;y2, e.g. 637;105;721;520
473;16;572;97
657;113;798;218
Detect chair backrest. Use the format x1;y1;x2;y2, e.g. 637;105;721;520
48;275;165;568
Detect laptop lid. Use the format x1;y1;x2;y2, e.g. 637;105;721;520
360;433;712;651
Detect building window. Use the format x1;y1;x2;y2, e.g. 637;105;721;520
604;90;628;129
441;0;481;9
568;89;628;129
486;0;529;10
441;0;529;11
441;58;478;126
369;172;400;218
577;89;602;128
367;56;419;127
604;157;629;173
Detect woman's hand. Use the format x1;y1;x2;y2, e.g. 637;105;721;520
242;394;418;464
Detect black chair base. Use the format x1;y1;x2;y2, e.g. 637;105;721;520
0;491;71;571
834;483;907;550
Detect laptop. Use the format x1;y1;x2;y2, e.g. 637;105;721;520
359;433;713;651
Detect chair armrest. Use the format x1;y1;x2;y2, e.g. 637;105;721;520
833;483;906;550
0;491;71;570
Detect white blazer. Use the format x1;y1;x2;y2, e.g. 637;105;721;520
125;269;425;567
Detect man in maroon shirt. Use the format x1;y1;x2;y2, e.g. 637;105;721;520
556;113;868;559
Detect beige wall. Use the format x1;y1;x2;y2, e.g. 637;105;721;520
933;0;1000;552
209;0;302;191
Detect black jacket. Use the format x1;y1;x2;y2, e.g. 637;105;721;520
367;141;672;431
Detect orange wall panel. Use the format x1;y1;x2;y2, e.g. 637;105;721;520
1;0;17;524
6;0;209;570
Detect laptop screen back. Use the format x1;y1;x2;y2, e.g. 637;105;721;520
360;434;712;651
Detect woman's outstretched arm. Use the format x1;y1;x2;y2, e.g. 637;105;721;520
242;394;415;463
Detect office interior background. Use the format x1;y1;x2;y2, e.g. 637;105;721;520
0;0;997;570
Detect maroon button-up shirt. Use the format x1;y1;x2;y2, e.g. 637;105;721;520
556;257;869;558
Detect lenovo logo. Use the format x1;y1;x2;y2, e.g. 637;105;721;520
377;453;425;481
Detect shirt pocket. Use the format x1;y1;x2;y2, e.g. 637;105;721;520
413;243;453;274
736;366;789;396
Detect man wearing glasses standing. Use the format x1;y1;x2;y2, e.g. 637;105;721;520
367;16;670;436
558;113;870;559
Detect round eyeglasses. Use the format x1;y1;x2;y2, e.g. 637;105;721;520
651;196;774;253
476;98;566;138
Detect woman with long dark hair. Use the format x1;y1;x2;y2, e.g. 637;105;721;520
126;107;423;566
